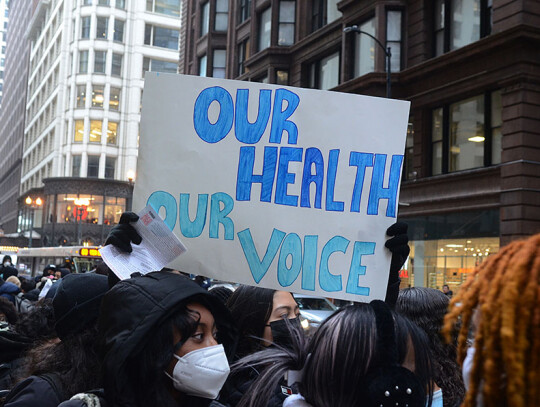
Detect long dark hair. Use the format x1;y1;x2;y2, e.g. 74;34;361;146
20;324;101;398
226;285;275;357
118;295;225;407
233;303;432;407
396;287;465;407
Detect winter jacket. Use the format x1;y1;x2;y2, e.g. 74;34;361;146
222;365;293;407
14;293;34;314
0;282;20;305
98;271;238;407
0;266;18;281
4;375;65;407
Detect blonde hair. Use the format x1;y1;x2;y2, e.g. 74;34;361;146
6;275;21;288
443;233;540;407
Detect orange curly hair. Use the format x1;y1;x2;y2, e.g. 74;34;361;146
443;233;540;407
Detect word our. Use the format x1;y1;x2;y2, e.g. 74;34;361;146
147;191;375;296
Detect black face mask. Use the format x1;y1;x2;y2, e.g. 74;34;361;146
268;317;302;349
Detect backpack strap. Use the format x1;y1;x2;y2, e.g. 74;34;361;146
39;372;68;402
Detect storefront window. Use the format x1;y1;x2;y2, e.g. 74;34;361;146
52;194;126;225
103;196;126;224
401;237;499;295
399;209;500;293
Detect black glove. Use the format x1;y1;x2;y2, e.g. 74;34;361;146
104;211;142;253
384;222;410;307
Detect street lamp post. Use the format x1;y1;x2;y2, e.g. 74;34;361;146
24;196;43;248
343;25;392;98
73;198;88;246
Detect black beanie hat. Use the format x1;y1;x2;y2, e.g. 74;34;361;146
53;273;109;340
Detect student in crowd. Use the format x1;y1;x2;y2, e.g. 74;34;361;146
4;273;109;407
397;287;465;407
0;256;18;280
223;286;302;406
443;233;540;407
233;301;433;407
59;271;237;407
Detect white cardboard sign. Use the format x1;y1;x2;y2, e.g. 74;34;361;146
134;73;410;302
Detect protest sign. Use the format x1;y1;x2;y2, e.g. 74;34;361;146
133;73;410;301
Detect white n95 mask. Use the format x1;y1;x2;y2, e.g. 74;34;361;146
165;344;230;400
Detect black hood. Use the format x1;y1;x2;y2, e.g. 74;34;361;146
98;271;237;404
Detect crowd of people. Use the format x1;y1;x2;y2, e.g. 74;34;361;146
0;212;538;407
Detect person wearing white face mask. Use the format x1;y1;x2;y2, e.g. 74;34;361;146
0;255;18;281
59;270;238;407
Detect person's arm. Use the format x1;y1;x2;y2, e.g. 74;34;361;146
384;222;410;308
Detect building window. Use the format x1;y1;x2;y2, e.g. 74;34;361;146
109;87;120;110
490;90;502;165
311;0;341;32
212;50;226;78
105;157;116;179
74;120;84;142
96;16;108;39
92;85;105;108
113;19;124;42
72;155;81;176
82;0;92;5
98;0;109;5
107;122;118;145
215;0;228;31
404;119;415;180
309;51;339;90
87;155;100;177
434;0;491;56
89;120;102;143
258;7;271;51
80;16;91;38
239;0;251;24
76;85;86;108
142;57;178;76
112;53;122;76
144;24;180;50
146;0;180;16
353;18;375;77
115;0;125;9
237;39;250;75
276;70;288;85
278;1;295;46
200;2;210;36
199;55;207;76
78;50;89;73
386;10;402;72
94;50;107;73
431;91;501;175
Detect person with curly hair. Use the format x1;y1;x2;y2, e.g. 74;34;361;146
396;287;465;407
443;233;540;407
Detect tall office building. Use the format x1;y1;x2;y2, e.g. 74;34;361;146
0;0;8;106
18;0;181;246
179;0;540;290
0;0;31;237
